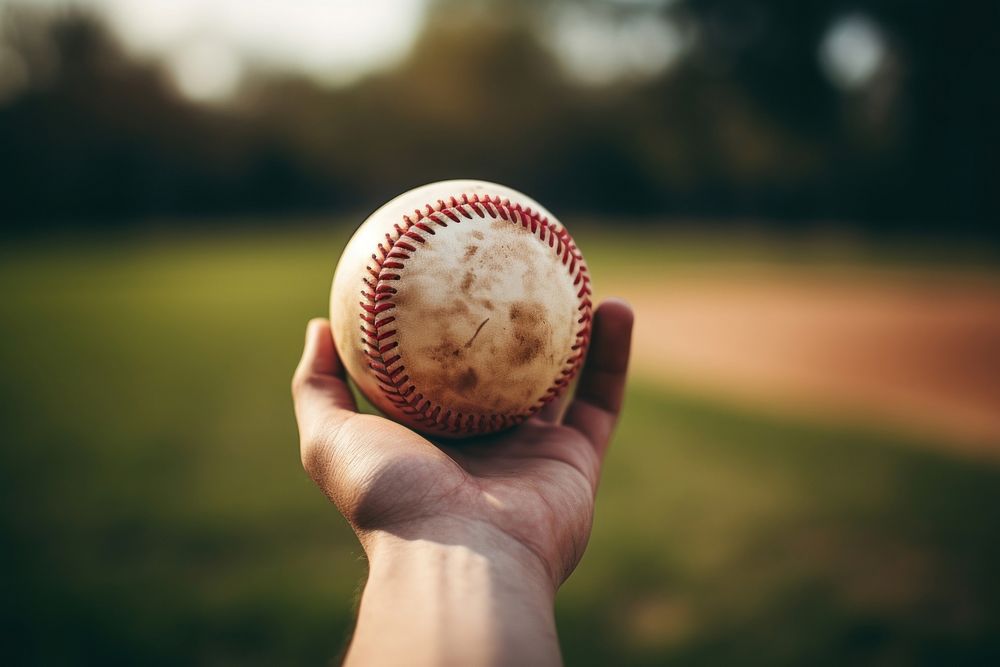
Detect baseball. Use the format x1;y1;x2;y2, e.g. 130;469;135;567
330;180;592;438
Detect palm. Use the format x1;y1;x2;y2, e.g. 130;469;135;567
332;414;600;583
293;300;632;587
445;421;601;582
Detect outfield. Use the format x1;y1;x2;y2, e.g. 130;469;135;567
1;228;998;665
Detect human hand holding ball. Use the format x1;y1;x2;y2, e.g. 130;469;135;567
291;181;633;666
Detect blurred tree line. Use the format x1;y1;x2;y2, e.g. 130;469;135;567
0;0;996;235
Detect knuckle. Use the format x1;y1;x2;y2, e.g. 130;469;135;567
290;368;317;396
298;415;357;480
299;434;328;479
299;440;318;475
290;370;306;395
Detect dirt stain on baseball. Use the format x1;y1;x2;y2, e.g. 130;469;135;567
429;338;463;363
456;367;479;392
510;301;544;323
508;301;549;366
464;245;479;259
461;270;475;291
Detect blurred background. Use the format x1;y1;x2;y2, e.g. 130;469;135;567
1;0;998;664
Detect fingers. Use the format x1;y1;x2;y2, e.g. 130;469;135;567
299;317;344;377
535;393;568;423
291;318;358;443
563;298;634;458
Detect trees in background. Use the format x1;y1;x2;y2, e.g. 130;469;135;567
0;0;995;233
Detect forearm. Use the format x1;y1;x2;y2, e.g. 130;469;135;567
346;520;562;667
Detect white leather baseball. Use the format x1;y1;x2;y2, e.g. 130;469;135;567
330;180;592;438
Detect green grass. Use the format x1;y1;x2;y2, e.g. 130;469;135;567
1;228;998;665
569;223;1000;281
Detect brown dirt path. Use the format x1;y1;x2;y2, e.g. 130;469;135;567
600;270;1000;457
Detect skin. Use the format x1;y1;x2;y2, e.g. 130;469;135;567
292;299;634;666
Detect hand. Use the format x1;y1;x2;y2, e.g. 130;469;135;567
292;299;632;665
293;299;633;587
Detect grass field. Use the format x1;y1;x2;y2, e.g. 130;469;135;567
1;228;998;665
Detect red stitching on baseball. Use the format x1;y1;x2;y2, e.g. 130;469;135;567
358;193;593;435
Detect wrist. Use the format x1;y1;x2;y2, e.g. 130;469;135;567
345;517;562;666
362;516;558;602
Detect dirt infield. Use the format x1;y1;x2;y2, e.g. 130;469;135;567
603;269;1000;457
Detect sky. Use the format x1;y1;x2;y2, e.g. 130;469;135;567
0;0;886;103
1;0;430;101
